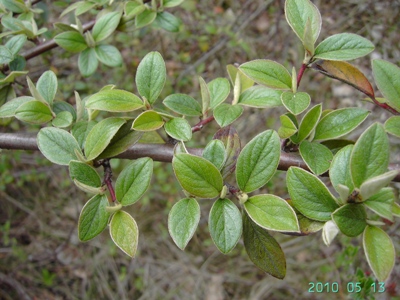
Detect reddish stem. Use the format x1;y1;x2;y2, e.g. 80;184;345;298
192;115;215;133
102;159;116;202
297;63;308;88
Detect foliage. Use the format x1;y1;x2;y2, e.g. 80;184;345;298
0;0;399;286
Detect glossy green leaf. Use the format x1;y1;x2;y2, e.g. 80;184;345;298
208;78;230;109
15;100;53;124
98;121;142;159
244;194;299;232
314;33;374;61
78;48;98;77
52;111;73;128
214;126;241;179
278;114;297;139
94;45;123;67
373;59;400;112
299;141;332;175
238;85;282;108
5;34;27;56
69;160;101;188
385;116;400;138
115;157;153;206
172;153;223;198
132;110;164;131
85;117;126;161
213;104;243;127
163;93;201;116
164;118;192;141
54;31;87;53
294;104;321;143
154;11;182;32
350;123;389;188
281;91;310;115
329;145;354;195
285;0;321;44
168;198;200;250
364;188;394;221
239;60;292;89
332;204;367;237
202;139;226;170
359;170;398;201
135;9;157;28
37;127;83;165
92;12;121;42
110;211;139;258
287;167;339;221
0;96;33;118
78;194;109;241
86;89;143;112
243;213;286;279
136;51;166;104
314;108;369;141
363;225;395;281
209;198;242;254
71;121;96;150
236;130;280;193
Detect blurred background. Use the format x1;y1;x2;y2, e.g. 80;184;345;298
1;0;399;299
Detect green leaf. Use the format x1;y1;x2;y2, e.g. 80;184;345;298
296;212;324;235
5;34;27;56
385;116;400;138
392;202;400;218
136;9;157;29
78;194;109;241
202;139;226;170
154;11;181;32
115;157;153;206
94;45;123;67
372;59;400;112
299;141;333;175
214;126;241;179
332;204;367;237
92;12;121;42
85;117;126;161
53;101;76;122
364;188;394;221
163;94;201;116
0;96;33;118
15;100;53;124
285;0;322;44
132;110;164;131
244;194;299;232
164;118;192;141
209;198;242;254
199;76;210;116
163;0;185;7
172;153;223;198
168;198;200;250
136;51;166;104
294;104;321;143
0;46;14;64
363;225;395;281
52;111;73;128
36;70;57;106
350;123;389;188
239;60;292;90
236;130;280;193
71;121;96;150
125;1;145;17
69;160;101;188
213;104;243;127
54;31;87;53
78;48;98;77
287;167;339;221
314;33;374;61
278;113;297;139
243;213;286;279
86;89;143;112
98;121;143;159
238;85;282;108
208;78;230;109
1;0;26;13
37;127;83;165
322;220;340;246
329;145;354;195
110;211;139;258
313;108;369;141
359;170;399;201
281;91;310;115
227;64;254;92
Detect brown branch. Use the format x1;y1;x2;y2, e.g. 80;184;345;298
1;132;400;182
